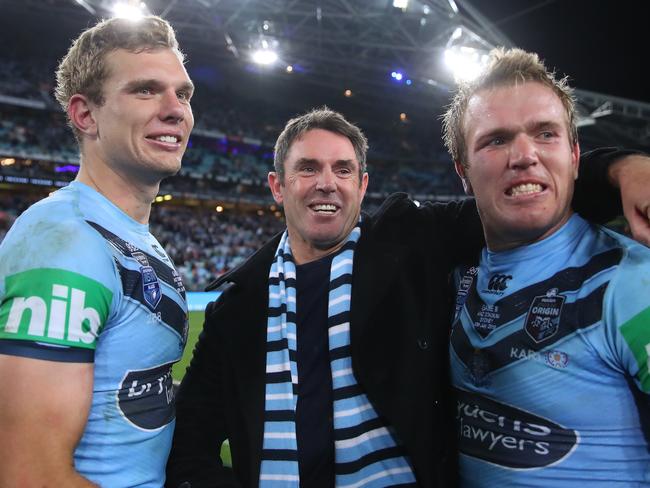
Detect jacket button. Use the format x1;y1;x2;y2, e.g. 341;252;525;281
417;338;429;350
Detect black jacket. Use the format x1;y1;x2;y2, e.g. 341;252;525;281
166;148;629;488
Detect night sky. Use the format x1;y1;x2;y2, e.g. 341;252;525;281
472;0;649;103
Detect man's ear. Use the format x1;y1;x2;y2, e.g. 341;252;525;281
571;141;581;180
68;94;98;137
268;172;284;205
455;160;473;196
359;171;369;200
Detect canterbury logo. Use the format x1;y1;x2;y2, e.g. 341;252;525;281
487;274;512;292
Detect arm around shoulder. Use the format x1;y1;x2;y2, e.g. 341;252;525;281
575;148;650;245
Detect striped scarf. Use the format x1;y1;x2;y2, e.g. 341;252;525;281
259;225;417;487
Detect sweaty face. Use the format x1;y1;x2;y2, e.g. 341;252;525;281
89;48;194;184
269;128;368;264
460;82;580;251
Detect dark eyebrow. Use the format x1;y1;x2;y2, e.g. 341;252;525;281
294;158;319;166
475;128;511;146
180;81;195;95
123;78;195;95
123;79;162;91
292;158;356;167
333;159;355;166
527;120;562;132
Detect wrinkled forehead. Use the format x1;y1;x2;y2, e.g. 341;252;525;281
463;82;569;140
287;128;359;165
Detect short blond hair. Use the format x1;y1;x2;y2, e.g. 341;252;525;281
442;47;577;167
55;16;183;140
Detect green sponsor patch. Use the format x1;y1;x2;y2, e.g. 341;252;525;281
620;306;650;392
0;268;113;349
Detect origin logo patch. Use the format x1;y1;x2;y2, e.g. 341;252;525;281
455;388;578;469
525;288;565;343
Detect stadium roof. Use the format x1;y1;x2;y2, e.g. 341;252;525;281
3;0;650;150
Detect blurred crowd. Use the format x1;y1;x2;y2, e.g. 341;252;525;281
0;52;463;201
0;50;466;291
0;191;284;291
150;206;283;291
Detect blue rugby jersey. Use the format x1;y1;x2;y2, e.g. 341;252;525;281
0;181;188;487
451;214;650;487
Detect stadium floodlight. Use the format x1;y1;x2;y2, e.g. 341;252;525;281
391;71;404;82
251;38;279;66
112;1;148;20
444;25;492;83
444;46;489;83
252;49;278;65
450;27;463;42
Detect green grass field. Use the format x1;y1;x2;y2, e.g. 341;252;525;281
172;310;205;381
172;310;232;466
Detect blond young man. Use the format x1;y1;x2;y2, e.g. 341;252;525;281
445;48;650;486
0;16;193;487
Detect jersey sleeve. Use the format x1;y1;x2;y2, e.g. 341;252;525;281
603;238;650;395
0;211;116;363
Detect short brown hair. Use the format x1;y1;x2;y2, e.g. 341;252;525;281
442;47;577;167
273;107;369;182
55;16;183;139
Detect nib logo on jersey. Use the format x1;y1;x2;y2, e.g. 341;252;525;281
0;268;112;348
455;388;577;469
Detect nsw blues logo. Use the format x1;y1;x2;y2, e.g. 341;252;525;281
141;265;162;310
525;288;565;343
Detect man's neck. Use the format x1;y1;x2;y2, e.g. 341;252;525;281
485;212;575;253
291;238;348;266
75;158;158;225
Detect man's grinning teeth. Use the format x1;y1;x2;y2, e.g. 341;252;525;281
312;204;337;212
155;135;178;143
509;183;543;196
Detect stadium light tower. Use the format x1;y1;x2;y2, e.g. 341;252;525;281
251;38;279;66
444;46;488;82
444;26;491;83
